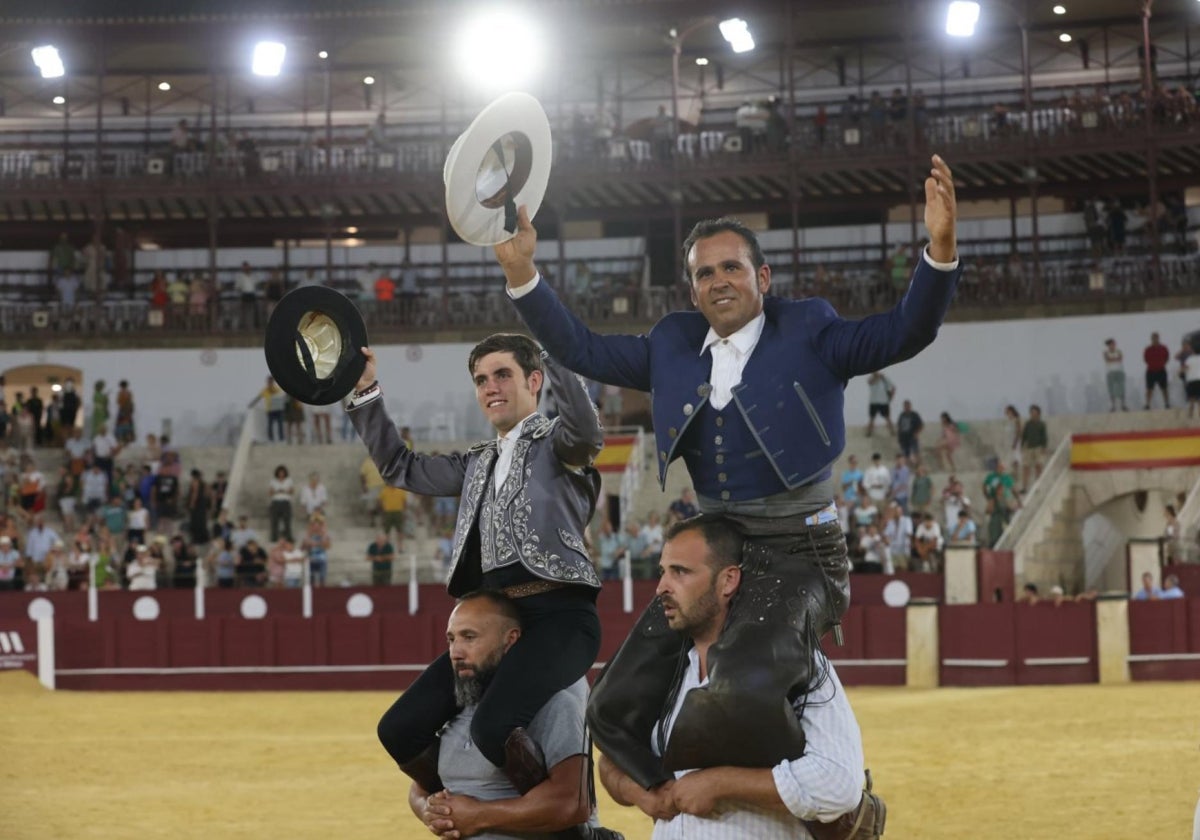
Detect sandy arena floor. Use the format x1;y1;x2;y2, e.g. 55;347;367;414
2;672;1197;839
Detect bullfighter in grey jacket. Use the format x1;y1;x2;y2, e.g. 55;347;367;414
346;333;607;826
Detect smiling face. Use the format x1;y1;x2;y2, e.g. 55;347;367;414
687;230;771;338
472;351;543;435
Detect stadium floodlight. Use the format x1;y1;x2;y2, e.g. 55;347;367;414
945;1;980;37
695;57;709;66
1052;5;1066;13
363;75;376;85
718;18;755;53
1059;32;1072;42
317;50;329;59
454;6;545;92
158;81;171;91
252;41;286;77
31;45;65;79
52;95;65;105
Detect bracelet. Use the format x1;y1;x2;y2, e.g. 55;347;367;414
354;380;379;398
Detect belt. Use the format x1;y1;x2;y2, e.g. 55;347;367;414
501;580;569;599
803;502;840;527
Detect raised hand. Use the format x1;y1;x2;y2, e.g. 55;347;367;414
493;205;539;289
924;154;958;264
356;347;377;392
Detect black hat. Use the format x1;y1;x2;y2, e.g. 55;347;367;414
264;286;368;406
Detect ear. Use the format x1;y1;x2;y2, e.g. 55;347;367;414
719;565;741;600
503;626;522;653
758;263;771;295
528;369;544;396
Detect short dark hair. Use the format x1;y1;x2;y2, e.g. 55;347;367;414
681;217;766;284
456;589;523;628
663;514;743;573
467;333;543;387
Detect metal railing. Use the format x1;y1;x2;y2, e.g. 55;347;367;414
994;435;1074;574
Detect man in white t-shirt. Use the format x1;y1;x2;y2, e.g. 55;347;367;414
92;423;121;482
862;453;891;505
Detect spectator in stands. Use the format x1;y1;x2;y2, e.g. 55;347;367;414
250;377;286;442
668;487;699;522
1103;338;1128;411
638;511;665;567
595;518;621;581
1022;403;1051;489
230;514;258;551
942;476;970;532
17;457;47;524
367;531;395;586
80;463;108;514
1144;332;1171;410
865;371;896;436
913;513;943;571
25;387;44;447
881;501;913;572
153;457;181;527
379;483;408;547
857;523;886;572
188;273;211;326
841;454;863;505
264;269;286;317
209;471;228;519
434;526;455;577
268;465;294;542
360;454;384;527
896;399;923;465
234;261;260;328
619;519;648;578
0;535;19;590
63;426;89;477
127;496;148;546
236;538;267;588
1184;353;1200;420
356;262;378;305
1160;574;1184;599
210;537;236;589
90;379;110;438
651;104;673;161
890;453;911;512
284;396;306;445
985;478;1017;548
948;509;978;545
311;401;333;445
170;118;192;152
1106;200;1128;255
374;268;397;309
1162;505;1183;564
1003;405;1023;474
863;452;891;506
100;494;126;544
298;472;328;520
170;534;198;589
1132;571;1162;601
852;495;879;533
91;422;120;483
301;515;331;586
55;465;80;532
126;544;157;590
910;463;934;516
211;507;233;545
185;469;210;546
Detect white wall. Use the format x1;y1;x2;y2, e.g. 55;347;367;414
4;305;1198;446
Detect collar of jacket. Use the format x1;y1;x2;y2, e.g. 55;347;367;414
466;413;555;454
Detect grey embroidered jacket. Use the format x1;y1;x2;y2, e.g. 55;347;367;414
348;356;604;596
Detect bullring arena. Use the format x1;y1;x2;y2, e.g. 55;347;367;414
2;0;1200;838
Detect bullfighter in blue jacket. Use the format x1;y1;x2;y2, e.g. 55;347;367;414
496;155;962;790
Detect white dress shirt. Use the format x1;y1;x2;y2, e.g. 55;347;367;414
699;313;766;411
650;648;865;840
494;413;538;493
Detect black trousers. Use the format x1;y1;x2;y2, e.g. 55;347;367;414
587;520;850;789
378;585;600;769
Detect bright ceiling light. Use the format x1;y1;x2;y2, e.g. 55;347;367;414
345;226;359;234
50;383;62;393
1059;32;1072;42
252;41;286;77
362;75;375;85
52;95;65;105
719;18;755;53
945;1;981;37
1052;5;1066;13
454;8;545;92
31;45;65;79
695;57;710;66
158;81;171;91
317;50;329;59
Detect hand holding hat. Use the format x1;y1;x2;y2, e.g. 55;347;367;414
495;205;539;290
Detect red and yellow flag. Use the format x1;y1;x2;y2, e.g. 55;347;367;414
595;434;638;473
1071;428;1200;471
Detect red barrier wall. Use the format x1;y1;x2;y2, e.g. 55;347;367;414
1127;598;1200;681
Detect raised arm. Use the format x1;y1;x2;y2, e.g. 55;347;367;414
543;354;605;469
814;155;961;378
346;348;470;497
496;206;653;391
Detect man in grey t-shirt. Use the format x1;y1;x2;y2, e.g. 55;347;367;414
408;591;622;840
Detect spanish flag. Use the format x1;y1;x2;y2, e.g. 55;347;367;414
1071;428;1200;471
594;434;638;473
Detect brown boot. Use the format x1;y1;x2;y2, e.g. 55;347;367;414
502;728;625;840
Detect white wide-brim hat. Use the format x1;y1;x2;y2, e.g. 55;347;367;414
444;92;552;247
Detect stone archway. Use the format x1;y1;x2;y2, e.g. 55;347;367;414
2;363;85;438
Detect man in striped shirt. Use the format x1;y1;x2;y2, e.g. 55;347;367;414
598;517;883;840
